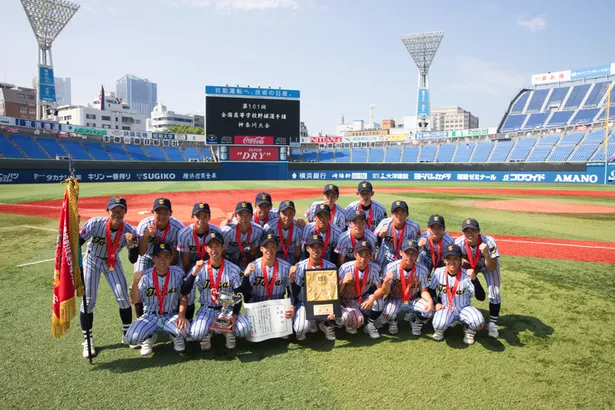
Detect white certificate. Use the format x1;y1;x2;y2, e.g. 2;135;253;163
244;298;293;343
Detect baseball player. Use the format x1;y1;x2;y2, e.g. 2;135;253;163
124;243;187;355
221;192;279;229
454;218;501;338
179;232;249;350
221;201;264;272
375;200;421;270
344;180;387;232
305;184;348;231
176;202;223;321
263;200;303;265
291;234;338;341
334;209;377;266
78;196;138;358
336;241;384;339
431;244;486;345
301;204;342;265
379;239;434;336
418;215;455;277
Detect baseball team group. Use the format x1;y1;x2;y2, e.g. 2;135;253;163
77;180;502;358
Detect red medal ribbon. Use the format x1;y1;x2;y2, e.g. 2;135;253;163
278;220;294;259
152;267;171;315
358;204;373;229
192;225;209;260
157;221;170;243
330;205;336;223
315;225;331;256
105;220;124;270
446;268;462;312
429;237;443;269
236;224;252;266
350;232;365;253
465;236;482;270
208;260;225;304
399;263;416;302
393;224;406;259
254;213;268;226
354;264;370;304
261;259;279;300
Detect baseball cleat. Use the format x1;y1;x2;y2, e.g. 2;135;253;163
170;336;186;352
432;330;445;341
463;328;477;345
363;321;380;339
319;323;336;341
140;338;154;356
388;320;399;335
295;332;307;341
345;326;358;335
224;332;236;349
409;314;423;336
403;313;412;323
200;332;213;351
307;320;318;333
82;337;96;358
488;322;499;338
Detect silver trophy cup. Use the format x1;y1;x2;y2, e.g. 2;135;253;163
211;291;243;333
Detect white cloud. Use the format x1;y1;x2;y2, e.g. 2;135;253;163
444;56;526;96
517;16;547;32
173;0;301;10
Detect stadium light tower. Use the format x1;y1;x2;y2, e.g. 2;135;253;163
20;0;80;120
401;31;444;132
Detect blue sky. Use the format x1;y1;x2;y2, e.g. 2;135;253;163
2;0;614;134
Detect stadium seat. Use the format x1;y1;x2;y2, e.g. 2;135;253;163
583;82;609;108
368;148;384;163
200;147;213;160
537;134;560;146
547;111;574;127
501;114;527;132
302;149;317;162
570;144;600;161
105;144;131;161
62;140;93;160
319;149;335;162
522;113;548;130
470;141;494;162
384;147;401;162
527;146;553;162
401;146;419;162
10;135;49;159
582;131;607;145
435;143;455;162
597;106;615;121
563;84;591;109
545;86;570;108
571;108;600;125
488;140;515;162
547;145;575;162
526;89;549;112
336;149;350;162
164;147;185;162
352;148;367;162
591;136;615;160
38;137;68;158
453;143;474;162
125;144;149;161
0;135;25;158
82;140;112;160
183;147;202;161
559;132;584;145
510;91;530;114
508;137;536;162
145;146;167;161
419;145;437;162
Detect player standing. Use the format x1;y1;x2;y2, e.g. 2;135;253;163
334;210;377;266
78;196;138;358
305;184;348;231
221;201;264;272
375;200;420;270
418;215;455;277
253;192;279;228
454;218;501;338
344;181;387;232
301;204;342;264
264;200;303;265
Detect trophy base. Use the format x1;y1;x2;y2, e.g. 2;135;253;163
211;318;233;333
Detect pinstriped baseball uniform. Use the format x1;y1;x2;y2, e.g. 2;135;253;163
221;222;264;271
375;218;421;269
344;200;387;232
334;229;378;262
382;259;433;320
247;257;291;302
79;217;138;313
293;259;337;335
337;261;383;328
124;266;186;345
231;212;279;229
300;223;342;263
305;202;348;231
263;221;304;264
188;259;249;340
135;216;185;271
454;234;501;304
176;223;223;267
418;231;455;276
430;267;484;331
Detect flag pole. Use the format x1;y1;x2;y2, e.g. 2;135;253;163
605;83;612;186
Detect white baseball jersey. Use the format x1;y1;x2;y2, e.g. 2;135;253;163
301;222;343;263
305;202;348;231
454;234;500;272
344;200;387;232
337;260;382;301
137;266;184;314
418;231;456;274
375;218;421;267
247;257;291;302
221;222;264;270
431;267;475;310
136;216;185;267
383;260;430;300
334;229;378;262
192;259;243;307
263;220;304;264
177;223;223;266
293;259;338;290
80;217;137;259
232;212;279;229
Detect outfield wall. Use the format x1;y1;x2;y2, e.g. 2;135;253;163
0;159;614;184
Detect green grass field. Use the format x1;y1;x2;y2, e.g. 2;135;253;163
1;181;614;410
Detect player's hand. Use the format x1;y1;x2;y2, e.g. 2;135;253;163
133;271;144;284
378;225;389;238
479;243;488;255
295;218;306;228
289;266;298;282
327;313;336;321
124;232;135;247
244;263;256;277
418;237;427;248
467;268;476;280
145;224;156;238
360;297;375;311
435;303;444;311
462;261;471;269
193;260;205;275
284;305;294;319
384;271;394;283
176;316;189;332
226;212;234;223
343;272;354;284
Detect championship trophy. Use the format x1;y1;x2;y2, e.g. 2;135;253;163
304;269;341;320
210;290;243;333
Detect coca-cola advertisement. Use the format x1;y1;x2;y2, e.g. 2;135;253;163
205;95;300;146
228;147;280;161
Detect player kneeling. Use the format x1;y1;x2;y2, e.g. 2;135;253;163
379;240;434;336
125;244;187;355
431;245;486;345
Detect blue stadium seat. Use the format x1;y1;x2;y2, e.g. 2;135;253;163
200;147;213;160
352;148;367;162
559;132;584;145
145;146;167;161
302;149;317;162
106;144;131;161
319;149;334;162
563;84;591;109
591;136;615;160
336;149;350;162
598;106;615;121
570;144;600;161
0;135;25;158
548;145;575;162
470;141;494;162
545;86;570;109
164;147;185;162
571;108;600;125
583;82;609;108
125;144;149;161
62;140;93;160
183;147;202;161
435;143;455;162
537;134;560;146
547;111;574;127
290;149;301;160
368;148;384;162
81;140;111;160
508;137;536;161
419;145;437;162
510;91;530;114
527;146;553;162
10;135;49;159
582;131;607;145
453;143;474;162
488;140;515;162
522;113;548;130
526;89;549;112
38;137;67;158
384;147;401;162
401;146;419;162
501;114;527;132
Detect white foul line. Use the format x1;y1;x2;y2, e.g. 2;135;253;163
0;225;56;232
16;258;55;268
497;238;615;251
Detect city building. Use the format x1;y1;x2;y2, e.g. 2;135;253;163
431;106;479;131
54;77;72;106
147;103;193;131
193;114;204;129
57;88;146;131
116;74;157;118
300;121;308;139
0;83;37;120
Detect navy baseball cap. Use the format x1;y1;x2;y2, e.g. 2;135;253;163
442;244;462;258
401;239;419;253
323;184;340;195
428;215;445;228
107;196;127;210
153;197;171;211
349;209;367;222
235;201;253;214
205;231;224;245
153;242;172;256
391;200;409;212
354;240;373;254
261;232;279;247
306;234;324;247
314;203;331;215
255;192;272;206
192;202;211;215
358;180;373;193
279;200;296;212
462;218;480;231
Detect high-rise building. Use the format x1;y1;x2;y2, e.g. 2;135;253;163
431;106;479;131
116;74;157;118
146;103;194;131
54;77;72;106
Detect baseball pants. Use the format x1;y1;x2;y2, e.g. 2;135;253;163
80;256;131;313
432;306;484;331
124;313;186;345
190;307;249;340
481;265;501;304
337;299;384;329
382;298;435;321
